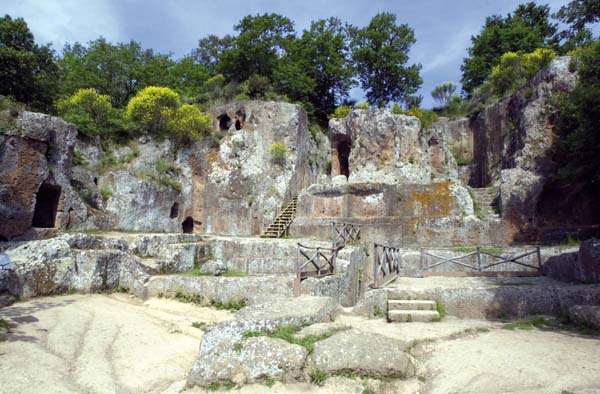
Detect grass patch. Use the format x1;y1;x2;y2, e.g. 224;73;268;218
502;316;553;331
191;321;209;330
233;342;243;352
174;291;203;305
99;187;113;199
242;325;334;354
207;382;220;391
209;298;248;311
242;330;263;338
0;318;11;331
435;303;446;321
260;378;275;388
309;368;330;385
373;305;385;318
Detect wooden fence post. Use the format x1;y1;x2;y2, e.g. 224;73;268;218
374;244;379;288
536;245;542;272
476;247;482;272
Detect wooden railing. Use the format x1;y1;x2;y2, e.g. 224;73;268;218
295;243;340;295
420;246;542;273
373;243;402;288
332;222;362;248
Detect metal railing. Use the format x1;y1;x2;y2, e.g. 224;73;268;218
332;222;362;248
420;246;542;273
373;243;402;288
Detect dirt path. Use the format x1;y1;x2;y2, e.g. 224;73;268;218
2;295;600;394
0;294;231;394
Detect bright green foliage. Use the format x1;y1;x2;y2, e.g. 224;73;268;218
0;15;59;112
431;82;457;107
350;13;422;108
392;103;403;114
404;94;423;110
461;3;558;95
329;105;352;119
269;142;287;165
354;101;370;109
488;48;557;96
169;104;212;141
126;86;180;134
405;107;438;130
56;88;113;135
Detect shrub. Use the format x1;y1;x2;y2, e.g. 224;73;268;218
328;105;351;119
405;107;438;130
354;101;370;109
57;88;113;135
488;48;557;97
269;142;287;165
431;82;457;107
392;102;403;114
126;86;180;134
169;104;211;141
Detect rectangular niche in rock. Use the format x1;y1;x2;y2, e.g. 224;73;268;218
31;182;61;228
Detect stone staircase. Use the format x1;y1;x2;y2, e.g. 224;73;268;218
261;196;298;238
387;297;440;323
469;187;500;220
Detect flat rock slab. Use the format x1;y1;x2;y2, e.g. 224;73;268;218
309;329;416;379
295;322;350;339
187;336;307;386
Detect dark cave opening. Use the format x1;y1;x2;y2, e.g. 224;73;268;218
337;140;351;178
31;182;61;228
218;114;232;131
170;202;179;219
182;216;194;233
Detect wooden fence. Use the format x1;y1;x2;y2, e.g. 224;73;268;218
295;243;340;295
420;246;542;274
373;243;402;288
332;222;362;248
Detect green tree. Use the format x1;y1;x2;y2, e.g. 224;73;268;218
460;3;557;95
193;34;234;75
431;82;457;107
554;0;599;51
58;38;176;107
553;40;600;188
350;13;422;108
0;14;59;112
287;17;355;124
218;13;295;82
56;88;112;135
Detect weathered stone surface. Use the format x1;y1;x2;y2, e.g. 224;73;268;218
352;289;387;318
0;111;83;240
187;296;340;387
294;321;349;339
143;274;294;303
576;239;600;283
187;336;307;386
309;329;415;378
329;109;429;184
0;234;155;298
569;305;600;330
201;259;228;276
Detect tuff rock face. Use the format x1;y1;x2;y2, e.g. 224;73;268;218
0;112;83;240
329;109;430;184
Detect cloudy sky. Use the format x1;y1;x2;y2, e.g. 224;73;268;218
5;0;574;107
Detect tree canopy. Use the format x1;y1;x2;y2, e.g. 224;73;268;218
460;2;557;95
350;12;422;108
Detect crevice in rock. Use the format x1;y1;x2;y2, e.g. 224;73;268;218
218;114;232;131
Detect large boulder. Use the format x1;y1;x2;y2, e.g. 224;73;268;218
576;239;600;283
0;234;153;298
569;305;600;330
308;329;416;378
329;109;430;184
187;296;340;387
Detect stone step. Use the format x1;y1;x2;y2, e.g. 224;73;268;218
388;310;440;323
388;300;436;311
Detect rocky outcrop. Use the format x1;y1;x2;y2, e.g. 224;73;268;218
329;109;430;184
428;57;579;242
543;239;600;284
0;112;83;240
187;296;340;387
308;329;416;378
569;305;600;330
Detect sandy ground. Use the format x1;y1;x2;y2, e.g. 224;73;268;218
2;294;600;394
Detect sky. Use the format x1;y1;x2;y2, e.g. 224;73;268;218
3;0;576;108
